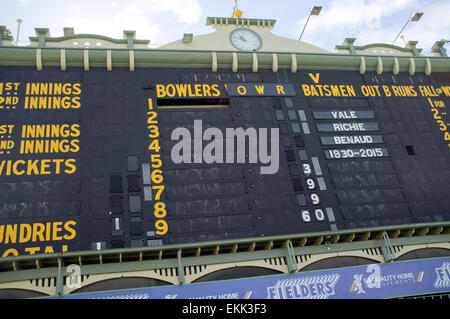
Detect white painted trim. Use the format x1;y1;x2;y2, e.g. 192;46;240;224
106;49;112;71
36;48;42;71
60;49;66;71
83;49;89;71
272;53;278;72
376;56;383;75
211;51;217;72
425;57;431;75
393;57;399;75
232;52;238;72
129;50;135;71
291;54;297;73
252;52;258;72
409;57;416;76
359;56;366;75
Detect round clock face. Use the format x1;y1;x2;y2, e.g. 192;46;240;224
230;28;262;51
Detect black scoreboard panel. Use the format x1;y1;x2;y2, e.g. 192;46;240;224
0;66;449;257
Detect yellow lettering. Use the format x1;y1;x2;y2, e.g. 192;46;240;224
71;96;81;109
40;159;51;175
46;222;52;241
62;83;72;94
12;160;25;175
40;83;48;95
2;249;18;257
54;159;64;174
25;247;41;255
276;85;285;95
19;223;32;243
323;85;332;96
211;84;221;96
53;83;62;95
254;85;264;95
302;84;311;96
309;86;319;96
346;85;356;97
308;73;320;83
237;85;247;95
194;84;202;96
30;83;39;95
52;222;63;240
44;246;54;254
64;159;77;174
5;224;17;244
166;84;176;97
26;159;40;175
70;139;80;153
156;84;166;98
202;84;212;97
63;220;77;240
175;84;188;97
187;84;194;96
32;223;45;242
72;83;82;95
70;124;80;137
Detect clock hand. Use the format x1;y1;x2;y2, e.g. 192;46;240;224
238;35;247;42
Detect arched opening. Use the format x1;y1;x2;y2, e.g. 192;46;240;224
300;256;377;272
0;289;47;299
396;248;450;261
71;277;170;294
193;266;281;283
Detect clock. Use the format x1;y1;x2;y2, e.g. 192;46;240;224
229;28;262;51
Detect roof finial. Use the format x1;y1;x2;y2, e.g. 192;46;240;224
231;0;243;18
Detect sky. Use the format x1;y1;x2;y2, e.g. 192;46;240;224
0;0;449;55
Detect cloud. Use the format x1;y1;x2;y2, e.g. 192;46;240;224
65;0;202;44
17;0;30;6
297;0;423;50
132;0;203;25
403;1;450;54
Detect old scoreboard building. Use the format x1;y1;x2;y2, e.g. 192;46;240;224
0;11;449;299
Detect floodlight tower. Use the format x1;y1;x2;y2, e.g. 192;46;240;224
392;12;423;45
298;6;322;41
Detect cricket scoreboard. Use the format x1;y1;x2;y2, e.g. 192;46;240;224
0;66;449;257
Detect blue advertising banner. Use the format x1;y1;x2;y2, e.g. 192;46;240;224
54;257;450;299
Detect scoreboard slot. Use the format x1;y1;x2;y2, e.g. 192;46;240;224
327;160;394;174
341;203;411;219
0;200;80;219
164;167;243;183
0;179;81;198
336;188;406;204
332;174;399;188
164;182;247;199
156;98;230;109
169;214;253;234
166;198;249;217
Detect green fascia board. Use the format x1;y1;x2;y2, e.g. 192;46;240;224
335;42;421;54
28;34;149;45
0;221;448;266
1;46;449;71
0;234;449;285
